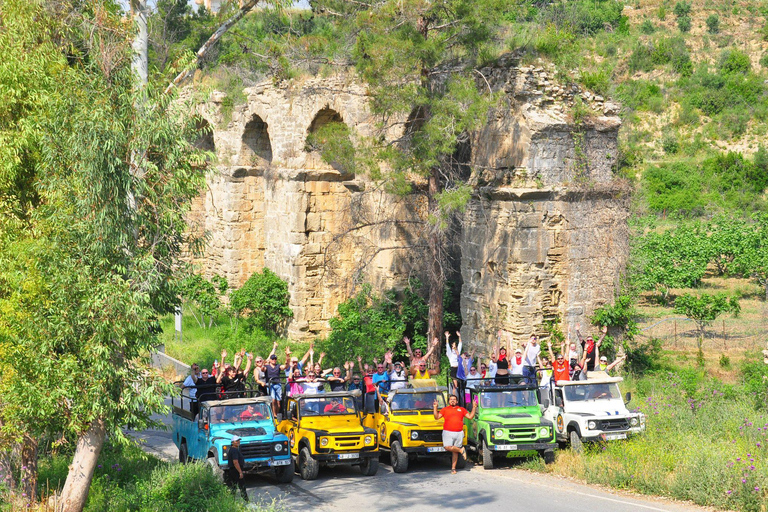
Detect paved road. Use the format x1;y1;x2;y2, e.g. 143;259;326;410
130;403;710;512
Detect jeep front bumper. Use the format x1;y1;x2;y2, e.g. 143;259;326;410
311;450;379;462
243;457;293;470
403;445;449;455
581;426;644;442
489;442;554;452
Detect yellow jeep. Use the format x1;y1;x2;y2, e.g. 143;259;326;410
276;391;379;480
362;387;467;473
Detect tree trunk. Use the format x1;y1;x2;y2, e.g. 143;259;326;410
427;166;443;365
130;0;149;87
57;419;107;512
20;434;38;503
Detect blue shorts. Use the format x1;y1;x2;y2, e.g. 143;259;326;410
269;383;283;401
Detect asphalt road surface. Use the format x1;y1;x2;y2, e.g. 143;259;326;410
130;401;709;512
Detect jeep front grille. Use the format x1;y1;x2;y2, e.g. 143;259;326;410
334;436;361;447
415;430;443;443
597;419;629;431
240;443;272;459
494;427;538;442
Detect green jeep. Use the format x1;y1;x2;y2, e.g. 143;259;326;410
463;383;556;469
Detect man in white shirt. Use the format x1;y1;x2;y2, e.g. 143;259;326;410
389;361;408;390
523;335;542;385
183;363;200;399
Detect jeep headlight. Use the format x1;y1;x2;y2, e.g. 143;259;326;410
411;431;419;440
538;427;549;438
364;435;373;445
320;437;329;447
494;428;504;439
274;443;283;452
222;445;229;460
588;421;597;430
630;417;639;427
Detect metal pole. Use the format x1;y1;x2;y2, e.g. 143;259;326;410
674;320;677;348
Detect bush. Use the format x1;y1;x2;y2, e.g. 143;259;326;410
229;268;293;335
719;49;752;75
539;0;625;36
677;15;691;32
623;338;662;373
580;67;611;95
615;80;664;111
760;52;768;68
706;14;720;34
628;36;692;76
640;19;656;34
662;133;680;154
643;161;707;215
673;1;692;17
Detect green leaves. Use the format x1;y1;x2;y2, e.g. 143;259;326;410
673;293;740;328
229;268;292;335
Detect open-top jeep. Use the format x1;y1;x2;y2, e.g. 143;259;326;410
461;381;556;469
171;392;294;483
276;391;379;480
543;374;645;451
362;387;467;473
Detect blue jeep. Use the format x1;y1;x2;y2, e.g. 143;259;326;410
172;392;294;483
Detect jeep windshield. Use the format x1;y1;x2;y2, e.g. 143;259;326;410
209;403;272;424
300;396;357;416
563;383;622;402
479;389;538;408
389;392;445;413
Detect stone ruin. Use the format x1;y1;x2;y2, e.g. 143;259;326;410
187;54;629;349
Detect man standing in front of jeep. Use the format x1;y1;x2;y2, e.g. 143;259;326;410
433;394;477;474
225;435;248;501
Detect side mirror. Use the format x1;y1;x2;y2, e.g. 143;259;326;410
625;392;632;404
541;398;550;409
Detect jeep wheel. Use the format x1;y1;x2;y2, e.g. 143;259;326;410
299;447;319;480
359;456;379;476
481;439;494;470
274;459;295;483
569;430;583;454
178;443;189;464
390;440;409;473
542;449;555;465
206;456;223;482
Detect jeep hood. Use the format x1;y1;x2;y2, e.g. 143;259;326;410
301;415;366;433
210;420;280;442
480;407;541;424
563;399;630;417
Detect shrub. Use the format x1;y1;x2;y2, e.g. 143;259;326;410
673;1;692;17
677;15;691;32
662;133;680;154
628;36;691;76
229;268;293;334
640;19;656;34
719;49;752;75
540;0;625;36
623;338;662;373
643;161;707;215
760;52;768;68
657;5;667;19
580;67;610;95
705;14;720;34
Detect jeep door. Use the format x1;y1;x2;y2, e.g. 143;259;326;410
193;406;210;460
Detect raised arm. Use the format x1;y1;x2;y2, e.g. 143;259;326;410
269;341;278;358
575;323;585;344
445;331;452;356
456;331;462;355
607;355;626;373
465;400;478;420
403;336;414;359
301;343;312;366
547;338;555;360
433;400;443;420
562;333;569;359
357;355;364;375
597;325;608;347
243;353;253;377
216;349;227;384
424;337;439;360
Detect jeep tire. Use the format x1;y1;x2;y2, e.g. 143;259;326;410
299;447;319;480
390;440;409;473
569;429;583;453
178;443;189;464
481;439;494;470
542;449;555;465
359;456;379;476
206;456;223;482
274;459;295;483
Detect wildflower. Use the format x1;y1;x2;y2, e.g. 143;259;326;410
726;490;732;495
755;486;760;492
743;478;747;483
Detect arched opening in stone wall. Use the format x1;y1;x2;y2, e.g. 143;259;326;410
194;117;216;155
305;107;353;175
239;114;273;167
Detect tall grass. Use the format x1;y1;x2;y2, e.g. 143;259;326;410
526;370;768;511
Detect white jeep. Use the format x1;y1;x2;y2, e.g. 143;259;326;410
542;373;645;451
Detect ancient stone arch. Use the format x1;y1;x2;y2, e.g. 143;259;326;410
239;114;272;167
194;117;216;154
305;107;352;174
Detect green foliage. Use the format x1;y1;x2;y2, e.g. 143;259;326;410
731;213;768;298
640;19;656;34
661;132;679;154
38;442;250;511
740;359;768;408
628;36;692;76
673;292;740;362
179;273;227;329
677;15;691;33
229;268;293;335
761;52;768;69
705;14;720;34
539;0;625;36
719;49;752;75
615;80;665;112
305;121;355;174
591;295;641;340
580;67;611;95
673;1;692;17
623;337;663;373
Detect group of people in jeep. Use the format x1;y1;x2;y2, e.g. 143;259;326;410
182;324;627;420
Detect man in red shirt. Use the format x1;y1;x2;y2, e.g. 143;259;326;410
433;394;477;474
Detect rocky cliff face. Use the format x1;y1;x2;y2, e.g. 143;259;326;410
188;54;628;348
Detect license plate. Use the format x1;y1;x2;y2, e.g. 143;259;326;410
604;433;627;441
337;453;358;460
427;447;446;453
270;459;291;466
495;444;516;451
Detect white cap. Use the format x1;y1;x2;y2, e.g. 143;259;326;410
231;435;241;442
